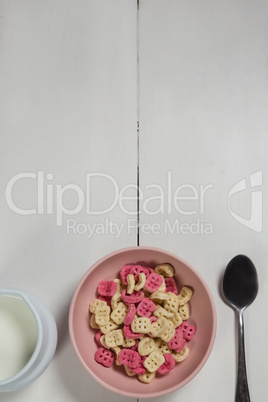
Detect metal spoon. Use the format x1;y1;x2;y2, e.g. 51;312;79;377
222;255;258;402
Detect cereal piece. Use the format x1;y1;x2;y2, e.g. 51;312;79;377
95;305;111;326
105;329;124;348
123;324;144;339
164;277;178;294
89;314;100;329
138;370;156;384
121;265;150;285
154;263;175;278
114;278;124;293
124;303;136;325
121;288;144;305
163;292;180;313
160;320;175;342
180;322;196;340
122;336;136;348
172;346;189;362
143;351;165;372
95;331;103;346
120;265;135;285
157;353;175;375
131;317;152;334
149;291;169;303
178;302;190;320
138;337;156;356
153;305;174;319
95;347;115;368
132;265;150;281
89;299;107;314
137;298;156;317
144;272;164;293
124;365;136;376
118;349;141;369
126;274;135;294
111;292;122;310
99;320;119;334
171;311;183;328
131;356;146;375
137;265;151;279
111;346;122;365
155;339;172;355
98;281;117;297
157;276;166;292
100;334;109;349
178;286;193;306
168;327;185;352
110;302;128;325
98;295;112;307
150;317;168;337
134;272;146;291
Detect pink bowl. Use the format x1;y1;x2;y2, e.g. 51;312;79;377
69;246;217;398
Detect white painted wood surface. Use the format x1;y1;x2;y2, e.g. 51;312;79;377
0;0;268;401
0;1;137;401
139;1;268;401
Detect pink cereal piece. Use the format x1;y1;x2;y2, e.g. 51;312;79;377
124;304;137;325
180;321;188;333
98;281;117;297
136;265;154;280
120;265;135;285
120;265;150;285
144;272;164;293
118;349;141;369
173;339;186;353
98;295;111;307
157;353;176;375
146;266;155;274
121;288;144;305
95;347;115;368
95;331;103;347
168;327;185;351
131;356;146;375
164;277;178;294
137;298;156;317
131;265;147;281
180;322;196;340
124;325;144;339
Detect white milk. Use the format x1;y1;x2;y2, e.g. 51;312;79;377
0;295;38;381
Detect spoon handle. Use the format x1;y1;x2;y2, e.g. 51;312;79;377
236;310;250;402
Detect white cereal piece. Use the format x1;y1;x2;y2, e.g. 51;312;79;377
134;272;146;291
138;337;156;356
154;263;175;278
178;286;193;306
143;351;165;372
126;274;135;294
89;299;107;314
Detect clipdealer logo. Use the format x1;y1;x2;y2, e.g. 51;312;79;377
5;171;214;236
227;170;263;232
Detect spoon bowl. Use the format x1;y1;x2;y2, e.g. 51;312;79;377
222;255;258;402
223;255;258;310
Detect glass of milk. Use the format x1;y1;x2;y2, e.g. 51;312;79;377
0;288;57;392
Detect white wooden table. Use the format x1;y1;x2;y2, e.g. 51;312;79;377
1;1;267;401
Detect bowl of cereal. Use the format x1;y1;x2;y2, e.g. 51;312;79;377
69;246;216;398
